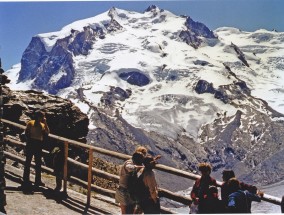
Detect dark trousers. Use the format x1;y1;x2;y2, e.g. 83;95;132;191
23;139;43;183
55;171;63;189
140;198;160;214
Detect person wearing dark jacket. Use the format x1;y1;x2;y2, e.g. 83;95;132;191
190;163;217;214
221;170;258;206
227;178;262;213
51;144;64;192
202;185;226;213
139;155;160;214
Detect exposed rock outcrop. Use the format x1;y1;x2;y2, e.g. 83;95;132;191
179;16;216;48
100;86;131;107
231;42;250;67
3;86;89;142
119;71;150;86
17;17;123;94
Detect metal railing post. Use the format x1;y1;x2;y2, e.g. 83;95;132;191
63;141;69;193
87;149;93;206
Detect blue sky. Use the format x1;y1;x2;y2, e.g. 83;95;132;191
0;0;283;71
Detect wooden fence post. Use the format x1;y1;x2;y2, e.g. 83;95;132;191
63;141;69;194
87;149;93;206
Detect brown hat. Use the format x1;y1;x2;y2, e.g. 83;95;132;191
198;163;212;173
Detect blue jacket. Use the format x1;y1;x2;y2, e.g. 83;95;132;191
228;190;261;213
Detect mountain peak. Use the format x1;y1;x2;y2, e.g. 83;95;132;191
108;7;117;20
145;5;160;12
6;6;284;185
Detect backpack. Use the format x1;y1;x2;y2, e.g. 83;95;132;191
228;190;250;213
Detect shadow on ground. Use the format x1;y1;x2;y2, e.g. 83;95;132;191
5;171;110;214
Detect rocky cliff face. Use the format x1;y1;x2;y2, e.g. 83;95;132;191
3;86;89;142
180;16;216;48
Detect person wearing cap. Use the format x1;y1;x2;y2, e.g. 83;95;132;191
23;110;50;187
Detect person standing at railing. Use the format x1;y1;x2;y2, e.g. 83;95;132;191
226;177;262;213
22;110;50;188
190;163;217;214
115;152;144;214
221;169;259;208
135;145;148;157
51;143;64;192
138;155;161;214
201;185;226;213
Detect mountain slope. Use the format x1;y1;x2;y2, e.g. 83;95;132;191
6;5;284;187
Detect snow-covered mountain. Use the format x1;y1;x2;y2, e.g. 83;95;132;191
6;5;284;188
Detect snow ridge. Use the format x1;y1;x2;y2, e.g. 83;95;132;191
6;6;284;186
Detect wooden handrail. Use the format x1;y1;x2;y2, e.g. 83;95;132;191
2;119;130;160
2;118;283;209
4;151;54;174
5;137;120;182
3;150;177;214
158;188;191;205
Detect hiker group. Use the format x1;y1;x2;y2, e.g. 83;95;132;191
190;163;263;214
18;110;264;214
115;150;264;214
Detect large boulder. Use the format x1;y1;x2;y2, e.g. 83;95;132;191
119;71;150;87
195;79;215;94
3;86;89;142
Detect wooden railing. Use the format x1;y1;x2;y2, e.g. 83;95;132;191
2;119;284;213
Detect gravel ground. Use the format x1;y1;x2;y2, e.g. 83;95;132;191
4;165;120;215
